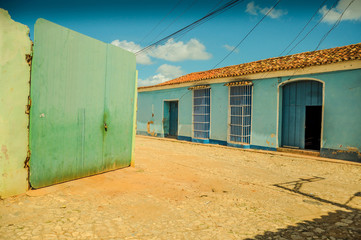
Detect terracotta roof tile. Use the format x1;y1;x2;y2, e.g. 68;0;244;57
139;43;361;89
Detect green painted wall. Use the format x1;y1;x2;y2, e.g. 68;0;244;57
29;19;137;188
0;9;32;198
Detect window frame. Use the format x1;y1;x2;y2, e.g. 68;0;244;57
227;84;253;145
192;88;211;140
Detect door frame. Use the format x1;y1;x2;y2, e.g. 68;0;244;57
163;99;179;137
276;77;325;149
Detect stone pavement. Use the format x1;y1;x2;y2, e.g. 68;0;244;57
0;136;360;239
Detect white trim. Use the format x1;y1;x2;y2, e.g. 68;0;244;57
192;90;194;139
227;86;230;143
163;99;180;137
192;88;211;140
138;60;361;92
276;78;325;149
250;85;254;145
227;85;253;145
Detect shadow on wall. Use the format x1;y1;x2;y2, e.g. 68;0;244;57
246;209;361;240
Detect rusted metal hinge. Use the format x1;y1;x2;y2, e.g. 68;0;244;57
24;150;31;168
25;96;31;114
25;54;32;66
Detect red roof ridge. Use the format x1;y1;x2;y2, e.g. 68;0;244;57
139;42;361;89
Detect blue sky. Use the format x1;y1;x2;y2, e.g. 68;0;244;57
2;0;361;86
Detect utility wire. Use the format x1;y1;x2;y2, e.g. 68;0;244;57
286;0;356;81
279;0;330;56
315;0;356;50
171;0;242;42
135;0;244;55
284;0;339;55
212;0;282;69
140;0;229;63
138;0;184;47
148;0;199;45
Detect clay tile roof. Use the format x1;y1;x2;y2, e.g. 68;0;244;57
139;43;361;89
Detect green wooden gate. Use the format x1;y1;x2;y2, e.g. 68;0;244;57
29;19;137;188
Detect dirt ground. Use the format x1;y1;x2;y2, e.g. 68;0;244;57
0;136;360;239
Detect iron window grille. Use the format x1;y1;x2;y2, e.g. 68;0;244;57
229;85;252;144
193;88;210;139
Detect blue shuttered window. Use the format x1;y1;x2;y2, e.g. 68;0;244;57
193;88;210;139
229;85;252;144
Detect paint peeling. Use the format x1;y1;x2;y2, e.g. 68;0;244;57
270;133;276;138
266;140;270;145
147;121;157;136
25;54;32;66
332;148;361;157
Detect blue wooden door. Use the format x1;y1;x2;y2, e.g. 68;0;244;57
169;101;178;136
282;81;322;149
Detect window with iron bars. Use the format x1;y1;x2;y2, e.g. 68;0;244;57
229;85;252;144
193;88;210;139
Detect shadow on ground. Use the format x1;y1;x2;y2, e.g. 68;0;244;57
247;177;361;240
246;209;361;240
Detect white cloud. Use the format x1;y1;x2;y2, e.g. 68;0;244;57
319;0;361;23
111;40;153;65
111;38;211;65
260;7;287;19
138;64;185;87
246;1;287;19
149;38;212;62
223;44;239;53
246;1;258;15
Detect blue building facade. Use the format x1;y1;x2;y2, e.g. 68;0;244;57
137;44;361;162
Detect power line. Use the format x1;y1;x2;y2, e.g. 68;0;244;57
135;0;244;55
286;0;356;81
139;0;229;62
171;0;240;42
279;0;330;56
315;0;356;50
284;0;339;55
138;0;184;47
148;0;199;45
212;0;282;69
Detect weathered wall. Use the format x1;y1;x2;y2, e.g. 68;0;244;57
0;9;32;198
251;78;279;149
137;87;192;138
320;69;361;161
137;68;361;161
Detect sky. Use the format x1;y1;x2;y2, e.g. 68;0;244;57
2;0;361;86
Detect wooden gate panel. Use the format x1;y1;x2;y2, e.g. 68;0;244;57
29;19;136;188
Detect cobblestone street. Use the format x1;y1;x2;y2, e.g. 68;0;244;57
1;136;360;239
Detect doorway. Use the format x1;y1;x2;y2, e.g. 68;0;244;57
281;80;323;150
305;106;322;150
164;101;178;138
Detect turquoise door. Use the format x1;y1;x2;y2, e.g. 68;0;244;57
169;101;178;136
29;19;137;188
282;81;322;149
